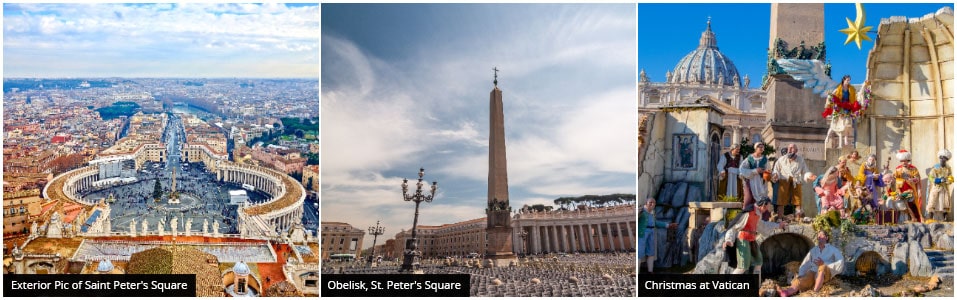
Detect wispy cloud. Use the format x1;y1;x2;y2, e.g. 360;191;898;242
320;4;636;247
3;3;319;78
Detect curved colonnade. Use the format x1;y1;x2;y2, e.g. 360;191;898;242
43;165;100;206
216;162;305;236
43;161;305;238
511;205;637;254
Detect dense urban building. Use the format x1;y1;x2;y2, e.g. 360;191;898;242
2;190;43;236
320;222;365;260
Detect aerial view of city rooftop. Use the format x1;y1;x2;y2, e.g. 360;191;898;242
3;3;319;297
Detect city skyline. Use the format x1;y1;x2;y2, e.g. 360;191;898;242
639;3;954;89
3;3;319;78
321;4;637;248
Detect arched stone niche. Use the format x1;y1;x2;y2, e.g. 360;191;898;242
760;233;813;276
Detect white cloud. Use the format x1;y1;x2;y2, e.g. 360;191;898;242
430;121;487;148
3;3;319;77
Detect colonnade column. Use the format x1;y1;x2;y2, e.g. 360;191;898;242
553;225;562;253
563;225;572;252
615;222;628;251
605;223;615;251
543;226;551;253
585;224;593;252
555;225;568;252
576;224;591;251
545;226;555;252
623;221;634;250
569;224;578;252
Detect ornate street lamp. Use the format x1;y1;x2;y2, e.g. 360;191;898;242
519;230;528;257
367;220;385;266
400;168;438;273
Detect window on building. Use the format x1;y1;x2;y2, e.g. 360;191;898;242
751;100;764;110
724;98;732;104
723;134;732;148
647;90;661;104
752;134;762;144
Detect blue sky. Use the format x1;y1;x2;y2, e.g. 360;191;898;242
3;3;319;78
639;3;954;88
321;4;637;247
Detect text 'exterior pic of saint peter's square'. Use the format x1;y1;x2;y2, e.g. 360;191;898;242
2;3;319;297
321;3;638;297
638;3;954;297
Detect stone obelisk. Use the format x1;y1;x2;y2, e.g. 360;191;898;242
765;3;828;216
486;67;516;265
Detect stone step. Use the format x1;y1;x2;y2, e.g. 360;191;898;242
924;250;953;275
929;254;953;261
924;250;952;258
931;259;954;268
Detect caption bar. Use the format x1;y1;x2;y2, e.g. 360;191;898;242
323;274;470;297
638;274;759;297
4;274;195;297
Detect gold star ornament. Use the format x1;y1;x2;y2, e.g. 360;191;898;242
839;3;873;50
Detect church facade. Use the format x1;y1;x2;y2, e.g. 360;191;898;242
637;20;768;202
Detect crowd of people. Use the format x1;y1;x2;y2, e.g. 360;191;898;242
80;162;273;234
323;252;635;296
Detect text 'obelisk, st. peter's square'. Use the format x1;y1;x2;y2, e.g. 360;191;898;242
486;68;517;266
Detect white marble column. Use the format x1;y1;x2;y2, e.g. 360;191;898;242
624;221;635;250
606;223;617;251
542;226;550;253
596;223;605;251
565;225;575;253
616;222;626;251
577;224;587;252
584;223;593;252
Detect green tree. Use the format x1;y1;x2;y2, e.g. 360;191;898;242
551;194;636;209
153;178;163;201
303;153;320;165
739;138;776;160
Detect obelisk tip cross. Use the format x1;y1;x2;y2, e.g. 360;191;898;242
493;67;499;87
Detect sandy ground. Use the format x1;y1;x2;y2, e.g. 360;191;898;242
763;274;953;297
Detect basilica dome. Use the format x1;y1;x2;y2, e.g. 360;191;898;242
670;20;742;88
233;260;251;276
96;259;114;273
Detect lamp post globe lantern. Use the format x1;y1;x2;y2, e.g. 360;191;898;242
519;230;528;257
367;220;385;266
400;167;438;273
